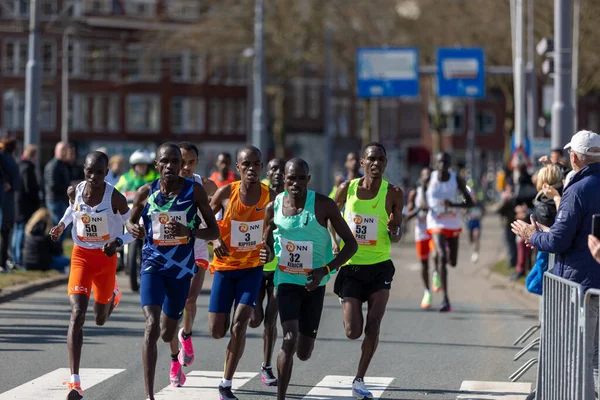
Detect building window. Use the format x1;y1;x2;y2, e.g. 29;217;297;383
40;0;57;18
292;78;304;118
236;99;246;134
171;97;206;133
40;93;56;130
127;44;160;81
67;40;86;77
166;0;200;21
92;95;105;131
477;110;496;135
107;44;121;81
209;99;222;134
125;0;157;18
41;40;57;76
2;90;23;130
2;40;17;75
84;0;112;14
223;99;234;134
69;94;90;130
88;43;109;80
126;94;160;132
307;80;321;119
108;95;120;132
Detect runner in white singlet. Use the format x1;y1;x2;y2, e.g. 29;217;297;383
425;152;474;312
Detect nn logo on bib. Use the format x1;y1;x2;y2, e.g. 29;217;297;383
286;242;296;252
238;223;249;233
353;215;363;225
158;213;170;224
81;214;91;224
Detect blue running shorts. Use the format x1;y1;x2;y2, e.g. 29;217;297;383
209;266;263;314
140;273;192;320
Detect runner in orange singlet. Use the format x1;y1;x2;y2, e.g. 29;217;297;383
209;146;276;400
210;152;238;188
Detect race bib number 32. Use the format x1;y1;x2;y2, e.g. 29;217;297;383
231;220;263;251
151;211;188;246
347;213;378;245
76;213;109;242
278;238;313;274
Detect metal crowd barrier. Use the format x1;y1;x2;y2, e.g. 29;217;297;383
582;288;600;400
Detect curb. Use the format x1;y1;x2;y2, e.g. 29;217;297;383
0;274;69;304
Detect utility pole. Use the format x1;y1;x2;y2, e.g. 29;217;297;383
61;27;73;144
251;0;266;159
24;0;41;175
513;0;526;148
552;0;573;149
322;27;333;194
572;0;580;132
526;0;537;142
467;98;476;181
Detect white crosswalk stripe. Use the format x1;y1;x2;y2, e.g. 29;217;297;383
302;375;394;399
457;381;532;399
154;371;257;399
0;368;125;400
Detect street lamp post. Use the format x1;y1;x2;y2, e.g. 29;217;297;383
24;0;41;173
251;0;266;159
61;26;74;144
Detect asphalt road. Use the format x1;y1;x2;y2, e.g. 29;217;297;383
0;218;539;399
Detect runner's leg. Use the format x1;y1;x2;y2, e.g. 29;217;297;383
68;294;89;376
249;280;266;329
142;305;162;400
343;298;364;340
263;285;278;367
224;303;255;380
447;235;460;267
356;289;390;380
433;233;451;310
277;320;299;400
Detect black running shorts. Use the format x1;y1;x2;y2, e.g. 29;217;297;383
277;284;326;339
261;270;275;290
333;259;395;302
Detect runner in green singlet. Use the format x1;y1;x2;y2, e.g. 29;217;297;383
260;158;358;400
250;157;285;386
332;142;404;399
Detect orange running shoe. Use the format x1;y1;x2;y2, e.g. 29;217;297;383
66;382;84;400
113;279;122;309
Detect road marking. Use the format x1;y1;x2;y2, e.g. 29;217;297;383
154;371;258;399
457;381;532;399
407;263;421;271
302;375;394;399
0;368;125;400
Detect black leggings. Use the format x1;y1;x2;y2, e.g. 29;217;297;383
0;222;14;268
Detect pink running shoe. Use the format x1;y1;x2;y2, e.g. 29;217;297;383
112;280;122;309
169;360;186;387
66;382;84;400
178;328;195;366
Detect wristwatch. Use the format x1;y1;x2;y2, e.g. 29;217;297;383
115;237;124;247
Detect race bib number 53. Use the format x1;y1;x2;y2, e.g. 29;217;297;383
151;211;188;246
279;238;313;274
76;213;109;242
231;220;263;251
347;213;378;245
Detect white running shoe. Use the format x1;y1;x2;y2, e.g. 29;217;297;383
352;378;373;399
471;252;479;263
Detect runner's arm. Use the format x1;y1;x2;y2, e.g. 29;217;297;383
260;202;276;264
329;181;350;250
126;184;150;239
201;177;218;197
111;189;135;245
210;184;231;215
447;177;475;209
323;197;357;271
404;189;419;221
58;185;77;227
388;184;405;243
193;182;220;241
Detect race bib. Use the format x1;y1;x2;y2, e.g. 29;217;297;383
469;208;483;219
76;213;110;242
347;213;378;245
278;238;313;274
151;211;188;246
231;220;263;251
435;205;457;220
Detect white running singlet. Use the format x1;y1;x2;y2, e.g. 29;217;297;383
192;174;209;263
414;186;430;241
72;182;124;249
426;171;462;231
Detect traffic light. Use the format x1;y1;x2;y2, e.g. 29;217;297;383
537;38;554;76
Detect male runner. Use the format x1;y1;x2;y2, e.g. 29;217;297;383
425;152;474;312
209;146;276;400
126;143;219;400
166;142;219;385
49;151;133;400
405;166;437;309
251;157;285;386
210;152;238;188
260;158;358;400
333;142;404;399
465;191;484;263
330;151;362;199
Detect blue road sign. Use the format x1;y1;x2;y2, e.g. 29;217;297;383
437;48;485;98
357;47;419;98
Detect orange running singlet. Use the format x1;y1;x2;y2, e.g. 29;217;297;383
210;171;237;188
211;181;270;271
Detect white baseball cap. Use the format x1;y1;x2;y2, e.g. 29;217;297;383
564;130;600;155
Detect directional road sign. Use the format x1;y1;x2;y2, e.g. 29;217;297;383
437;48;485;98
357;47;419;98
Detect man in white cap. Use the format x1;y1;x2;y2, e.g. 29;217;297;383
512;129;600;397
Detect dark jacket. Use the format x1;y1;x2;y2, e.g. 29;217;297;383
15;159;40;223
23;219;62;271
534;182;564;228
43;158;70;204
530;163;600;292
0;153;21;223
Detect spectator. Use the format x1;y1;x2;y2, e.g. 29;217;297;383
491;183;518;269
209;152;237;188
44;142;71;226
66;142;84;185
106;155;125;186
22;208;69;272
511;164;537;280
512;130;600;395
0;137;21;271
12;145;40;269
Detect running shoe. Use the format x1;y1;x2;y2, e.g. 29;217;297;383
432;272;441;293
113;280;122;309
352;378;373;399
66;382;84;400
219;384;238;400
439;299;452;313
177;328;195;366
169;360;186;387
420;290;432;309
261;365;278;386
471;252;479;263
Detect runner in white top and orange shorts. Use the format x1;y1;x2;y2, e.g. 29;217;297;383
425;152;474;312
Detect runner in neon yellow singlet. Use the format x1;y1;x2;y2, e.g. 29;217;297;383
260;158;357;400
332;142;404;399
250;157;285;386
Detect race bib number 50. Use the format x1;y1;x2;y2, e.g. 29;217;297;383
231;220;263;251
151;211;188;246
347;213;378;245
76;213;109;242
279;238;313;274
